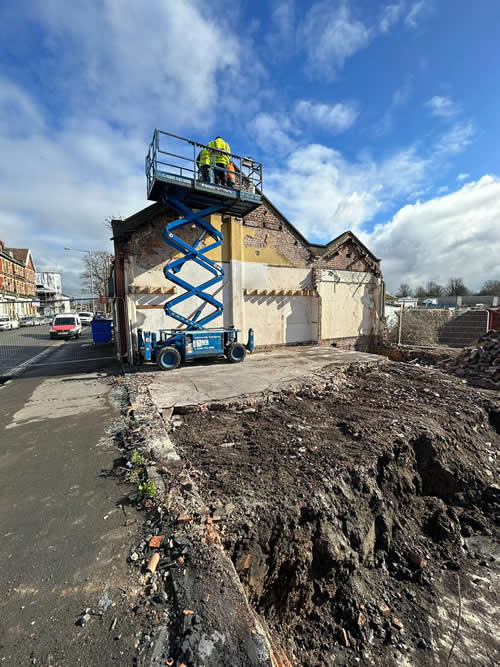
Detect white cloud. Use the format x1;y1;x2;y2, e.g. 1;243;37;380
368;176;500;291
301;1;372;79
457;172;470;182
261;118;475;247
295;100;358;133
23;0;248;132
266;0;295;56
405;1;428;28
0;0;258;296
436;185;449;194
379;3;404;33
249;112;299;155
434;121;474;155
425;95;459;118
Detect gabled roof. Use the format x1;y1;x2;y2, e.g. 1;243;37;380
4;247;36;270
111;195;380;266
111;203;164;239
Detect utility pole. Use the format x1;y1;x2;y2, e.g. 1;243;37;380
64;247;96;312
398;303;403;345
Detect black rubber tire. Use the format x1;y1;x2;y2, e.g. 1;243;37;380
225;342;247;363
157;346;182;371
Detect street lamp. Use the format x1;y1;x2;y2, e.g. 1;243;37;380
64;247;95;313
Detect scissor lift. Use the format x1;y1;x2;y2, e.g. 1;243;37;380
138;130;262;370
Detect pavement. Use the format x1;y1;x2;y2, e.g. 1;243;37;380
0;353;141;665
0;325;116;382
146;345;387;412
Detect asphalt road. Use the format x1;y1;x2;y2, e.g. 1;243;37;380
0;325;116;381
0;351;142;665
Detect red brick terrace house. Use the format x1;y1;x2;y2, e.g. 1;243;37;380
111;196;385;362
0;240;37;318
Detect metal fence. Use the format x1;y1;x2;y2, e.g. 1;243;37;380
0;299;121;380
387;307;454;346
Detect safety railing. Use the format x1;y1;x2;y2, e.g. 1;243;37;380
145;129;263;197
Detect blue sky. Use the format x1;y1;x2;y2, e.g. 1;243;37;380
1;0;499;294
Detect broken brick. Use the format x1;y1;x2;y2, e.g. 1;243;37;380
236;554;253;571
392;616;404;632
378;602;390;617
149;535;164;548
406;551;428;568
177;514;193;524
357;612;366;628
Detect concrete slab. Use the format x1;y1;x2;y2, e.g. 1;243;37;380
146;346;387;411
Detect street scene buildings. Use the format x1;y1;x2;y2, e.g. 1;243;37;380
0;240;37;317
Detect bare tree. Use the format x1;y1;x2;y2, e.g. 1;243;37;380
479;279;500;296
425;281;444;297
396;283;412;297
445;277;469;296
80;251;114;302
104;215;124;232
414;286;427;298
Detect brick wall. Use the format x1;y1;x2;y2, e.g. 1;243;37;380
242;203;311;266
312;240;373;273
243;202;378;274
320;335;377;352
255;335;378;353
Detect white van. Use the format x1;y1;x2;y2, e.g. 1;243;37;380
50;314;82;340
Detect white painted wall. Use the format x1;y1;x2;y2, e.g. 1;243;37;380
129;256;231;334
318;270;382;339
125;255;379;349
240;263;317;344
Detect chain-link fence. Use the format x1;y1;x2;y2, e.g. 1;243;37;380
387;307;454;346
0;298;120;379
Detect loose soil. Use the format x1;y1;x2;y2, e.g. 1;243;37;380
171;362;500;666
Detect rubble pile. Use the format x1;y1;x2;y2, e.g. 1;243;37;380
439;329;500;389
172;363;500;666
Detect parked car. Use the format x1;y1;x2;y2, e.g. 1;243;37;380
19;316;36;327
0;316;19;330
78;311;94;326
50;314;82;339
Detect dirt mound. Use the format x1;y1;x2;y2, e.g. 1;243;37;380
439;329;500;389
172;363;500;666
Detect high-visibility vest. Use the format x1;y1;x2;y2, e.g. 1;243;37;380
208;137;230;166
226;161;236;185
197;147;212;165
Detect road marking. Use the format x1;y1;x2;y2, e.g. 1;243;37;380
29;356;117;366
5;343;64;377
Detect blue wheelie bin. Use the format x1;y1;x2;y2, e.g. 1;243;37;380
91;318;112;343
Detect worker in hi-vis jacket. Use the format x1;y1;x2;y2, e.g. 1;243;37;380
196;144;213;184
208;136;230;186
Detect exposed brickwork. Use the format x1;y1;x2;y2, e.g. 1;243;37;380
242;203;311;266
128;211;203;270
312;240;373;273
254;335;379;353
320;335;378;353
243;202;378;274
243;234;267;248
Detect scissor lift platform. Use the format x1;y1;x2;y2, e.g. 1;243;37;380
139;130;262;370
145;130;263;217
